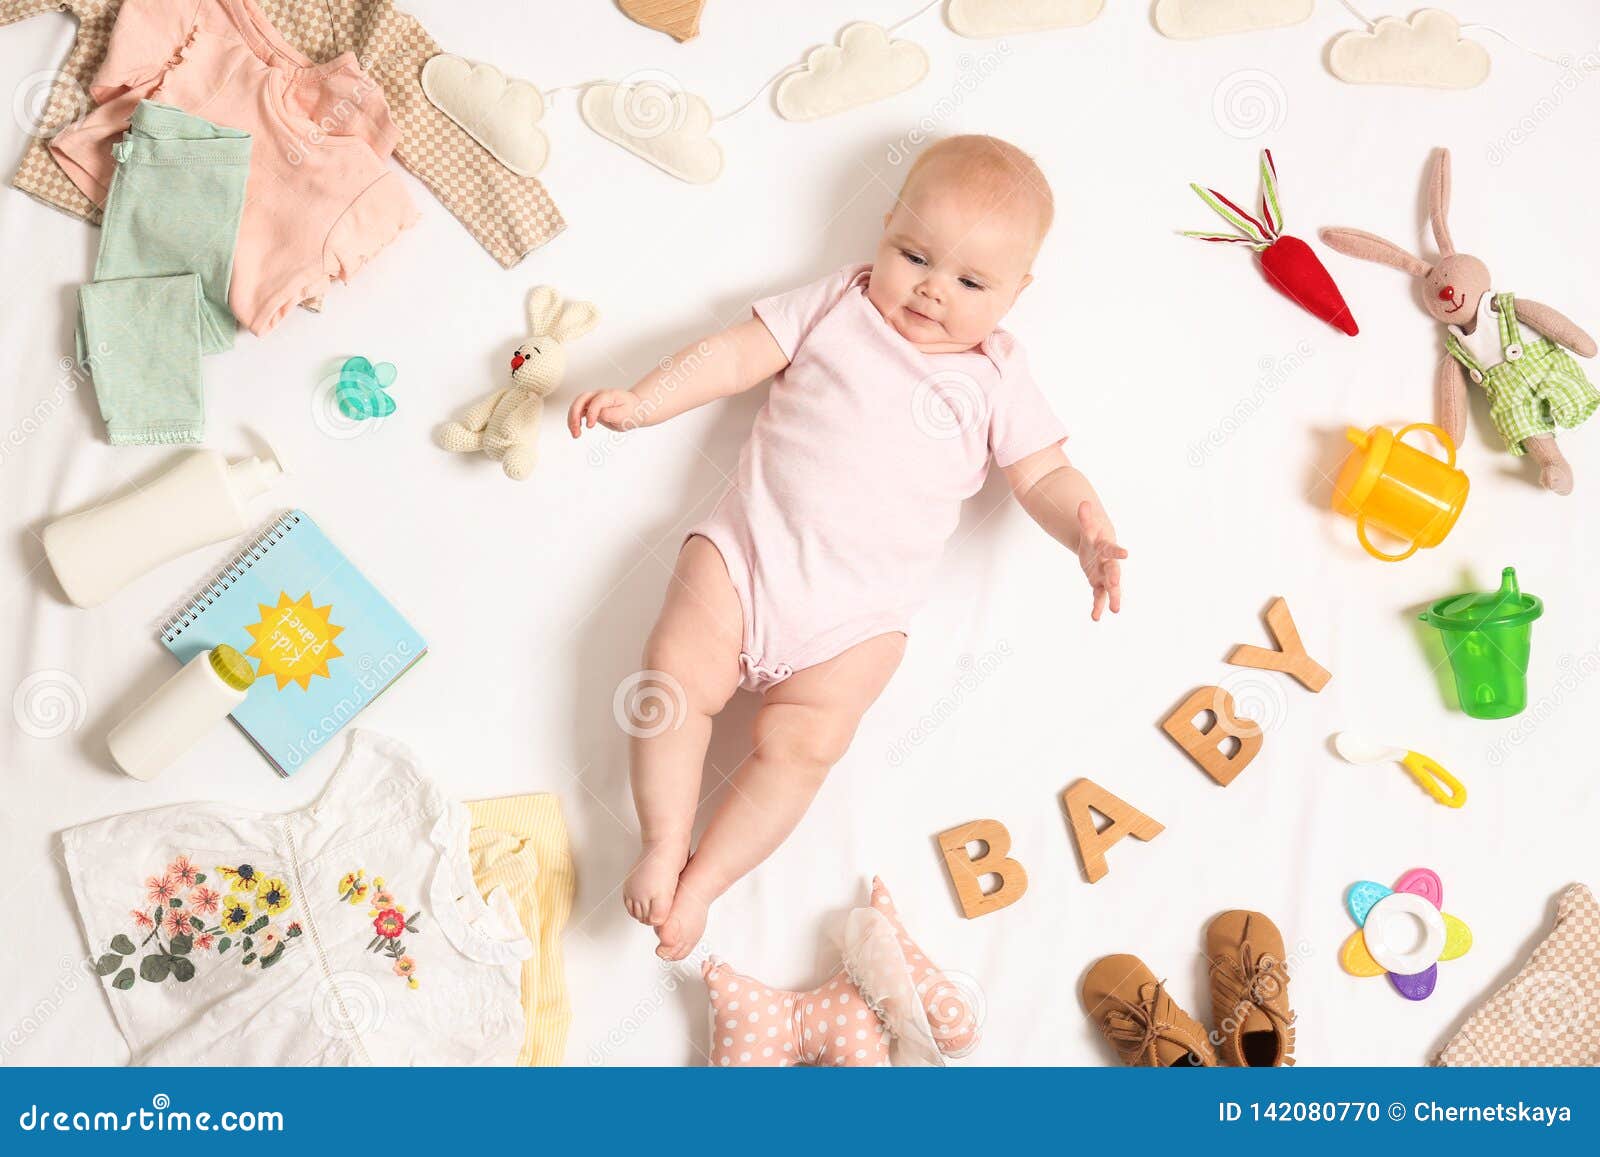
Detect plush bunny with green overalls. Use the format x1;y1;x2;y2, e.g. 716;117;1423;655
1321;149;1599;495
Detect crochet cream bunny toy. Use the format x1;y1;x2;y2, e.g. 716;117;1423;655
436;286;600;480
1321;149;1599;495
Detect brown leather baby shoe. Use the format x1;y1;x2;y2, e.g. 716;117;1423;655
1206;909;1296;1066
1081;954;1219;1067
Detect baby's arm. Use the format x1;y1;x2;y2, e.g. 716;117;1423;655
567;318;788;437
1003;445;1127;621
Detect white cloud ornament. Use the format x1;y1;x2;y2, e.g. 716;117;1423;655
774;22;929;122
1329;9;1490;89
1154;0;1314;40
946;0;1104;37
579;82;724;185
421;55;548;177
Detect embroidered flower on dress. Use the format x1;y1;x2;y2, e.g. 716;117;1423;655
255;878;292;916
167;855;200;888
342;869;425;989
338;869;372;906
217;864;260;891
220;895;254;933
145;873;178;905
104;852;299;991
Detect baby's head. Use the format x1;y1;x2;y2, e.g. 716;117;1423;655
868;134;1053;353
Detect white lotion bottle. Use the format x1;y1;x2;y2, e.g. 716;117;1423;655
43;445;285;608
108;645;256;781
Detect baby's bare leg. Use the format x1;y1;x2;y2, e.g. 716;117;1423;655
655;632;906;960
623;536;743;926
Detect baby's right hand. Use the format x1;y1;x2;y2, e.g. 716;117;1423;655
567;390;643;437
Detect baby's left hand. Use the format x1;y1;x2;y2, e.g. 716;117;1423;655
1075;501;1127;621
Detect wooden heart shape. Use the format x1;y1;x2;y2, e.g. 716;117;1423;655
618;0;705;42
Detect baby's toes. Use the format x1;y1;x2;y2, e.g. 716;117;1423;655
654;896;708;961
642;895;670;927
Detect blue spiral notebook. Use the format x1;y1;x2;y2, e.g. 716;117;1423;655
161;510;427;777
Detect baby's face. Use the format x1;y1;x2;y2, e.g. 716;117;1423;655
867;178;1037;354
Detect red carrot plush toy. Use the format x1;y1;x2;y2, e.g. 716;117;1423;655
1184;150;1358;336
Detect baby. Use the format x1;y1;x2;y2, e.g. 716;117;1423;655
568;135;1125;960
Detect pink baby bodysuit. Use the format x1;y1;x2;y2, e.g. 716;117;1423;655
690;264;1068;692
51;0;416;336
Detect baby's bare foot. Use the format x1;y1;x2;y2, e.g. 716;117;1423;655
623;836;690;927
655;883;710;961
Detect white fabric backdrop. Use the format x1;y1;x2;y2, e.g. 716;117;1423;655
3;1;1598;1067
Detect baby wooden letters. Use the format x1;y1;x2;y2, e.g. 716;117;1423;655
936;598;1328;913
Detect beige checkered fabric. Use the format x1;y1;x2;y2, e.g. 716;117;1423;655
1434;884;1599;1066
5;0;564;267
6;0;112;224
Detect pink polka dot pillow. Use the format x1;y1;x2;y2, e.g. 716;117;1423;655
702;877;980;1067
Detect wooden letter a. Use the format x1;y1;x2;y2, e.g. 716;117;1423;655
1061;779;1164;884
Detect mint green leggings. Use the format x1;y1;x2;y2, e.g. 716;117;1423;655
77;102;251;445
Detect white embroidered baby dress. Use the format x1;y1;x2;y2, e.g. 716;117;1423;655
62;730;531;1065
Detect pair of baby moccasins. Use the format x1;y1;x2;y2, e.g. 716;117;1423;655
1081;909;1296;1067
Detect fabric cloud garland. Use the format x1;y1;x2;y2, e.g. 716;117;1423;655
462;1;1568;187
1328;8;1492;89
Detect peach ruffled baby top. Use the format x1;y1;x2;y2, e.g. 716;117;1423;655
51;0;417;336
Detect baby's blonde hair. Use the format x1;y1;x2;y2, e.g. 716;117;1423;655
897;134;1055;249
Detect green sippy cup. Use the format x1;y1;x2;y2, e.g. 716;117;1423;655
1419;567;1544;720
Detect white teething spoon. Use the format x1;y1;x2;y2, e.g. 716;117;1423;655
1334;732;1467;809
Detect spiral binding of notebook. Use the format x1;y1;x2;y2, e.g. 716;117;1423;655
159;512;302;645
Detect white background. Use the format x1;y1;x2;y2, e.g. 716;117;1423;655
2;1;1598;1067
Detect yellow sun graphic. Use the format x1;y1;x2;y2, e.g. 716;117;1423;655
244;592;345;691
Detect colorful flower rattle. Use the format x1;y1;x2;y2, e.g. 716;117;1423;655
1340;868;1471;1000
